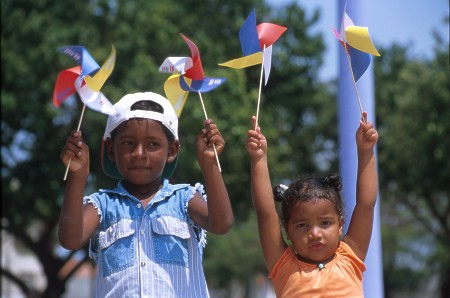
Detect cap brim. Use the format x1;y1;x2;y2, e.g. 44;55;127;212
101;139;178;180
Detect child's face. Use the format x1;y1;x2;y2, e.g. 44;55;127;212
106;118;178;185
285;199;343;262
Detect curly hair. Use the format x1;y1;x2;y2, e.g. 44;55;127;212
273;175;344;225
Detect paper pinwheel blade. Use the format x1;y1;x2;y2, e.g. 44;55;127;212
239;9;261;56
75;77;112;114
84;45;116;92
53;66;82;107
345;26;380;56
163;74;189;117
257;22;287;49
218;52;263;69
159;57;193;74
179;76;227;93
180;34;205;80
347;45;371;82
58;46;100;77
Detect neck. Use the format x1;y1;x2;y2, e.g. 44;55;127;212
122;179;162;202
295;252;336;265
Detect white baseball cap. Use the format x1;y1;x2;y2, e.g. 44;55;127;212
102;92;179;179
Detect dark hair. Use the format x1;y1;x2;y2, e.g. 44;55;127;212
110;100;175;142
273;174;344;224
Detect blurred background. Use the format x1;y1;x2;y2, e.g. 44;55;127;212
1;0;448;297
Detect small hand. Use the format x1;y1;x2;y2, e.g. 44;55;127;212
356;112;379;151
246;116;267;160
196;119;225;161
60;130;90;173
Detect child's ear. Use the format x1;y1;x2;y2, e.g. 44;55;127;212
167;140;180;163
105;138;115;161
338;217;344;238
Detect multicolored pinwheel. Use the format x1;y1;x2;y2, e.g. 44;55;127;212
219;9;286;128
159;33;226;117
219;9;286;85
53;45;116;114
53;45;116;179
160;33;226;171
332;5;380;116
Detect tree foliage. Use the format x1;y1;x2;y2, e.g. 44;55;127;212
1;0;332;296
3;0;447;297
374;30;450;297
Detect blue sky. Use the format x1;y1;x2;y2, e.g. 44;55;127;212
268;0;449;80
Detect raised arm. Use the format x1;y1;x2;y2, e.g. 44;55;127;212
58;131;99;250
188;119;233;235
344;112;379;261
246;116;287;272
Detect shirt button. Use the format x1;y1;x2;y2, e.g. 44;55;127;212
140;262;146;267
137;203;142;208
140;230;145;235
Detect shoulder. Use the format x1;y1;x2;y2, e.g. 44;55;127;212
163;180;205;201
268;247;296;279
336;242;366;273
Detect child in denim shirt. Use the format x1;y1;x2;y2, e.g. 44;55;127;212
58;92;233;297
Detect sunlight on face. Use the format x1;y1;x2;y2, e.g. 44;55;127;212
286;199;343;262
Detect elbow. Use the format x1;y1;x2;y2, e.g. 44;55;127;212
211;216;234;235
59;238;83;251
58;229;84;251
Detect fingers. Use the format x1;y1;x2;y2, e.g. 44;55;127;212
359;112;373;133
358;120;379;145
61;131;86;162
360;111;368;125
363;127;379;143
200;119;225;149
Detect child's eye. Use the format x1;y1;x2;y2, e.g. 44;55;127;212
147;142;159;148
321;221;332;226
296;223;307;229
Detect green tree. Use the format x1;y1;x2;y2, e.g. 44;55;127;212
2;0;333;296
375;29;450;297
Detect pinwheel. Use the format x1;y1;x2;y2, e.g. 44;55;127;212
159;34;226;116
332;5;380;117
160;33;226;171
53;45;116;179
219;9;286;128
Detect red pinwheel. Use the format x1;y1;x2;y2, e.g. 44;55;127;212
160;33;226;171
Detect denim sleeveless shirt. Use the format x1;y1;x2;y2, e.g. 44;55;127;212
84;179;209;297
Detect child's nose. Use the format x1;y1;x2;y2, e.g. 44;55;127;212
132;144;145;157
309;226;321;238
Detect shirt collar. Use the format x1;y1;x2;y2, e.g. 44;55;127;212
99;179;188;201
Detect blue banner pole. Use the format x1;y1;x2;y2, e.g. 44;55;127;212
337;0;384;297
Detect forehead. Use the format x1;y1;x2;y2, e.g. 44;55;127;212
114;118;165;136
289;199;337;221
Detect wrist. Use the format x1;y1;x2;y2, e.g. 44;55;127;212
70;166;90;179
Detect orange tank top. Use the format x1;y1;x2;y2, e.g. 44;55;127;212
269;241;366;297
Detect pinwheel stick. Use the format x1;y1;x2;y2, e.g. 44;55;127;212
343;44;366;122
197;92;222;172
255;44;266;130
63;104;86;181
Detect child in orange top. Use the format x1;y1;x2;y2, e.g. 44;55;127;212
246;112;378;297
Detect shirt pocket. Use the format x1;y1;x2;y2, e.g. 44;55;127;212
151;216;191;267
99;219;135;277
